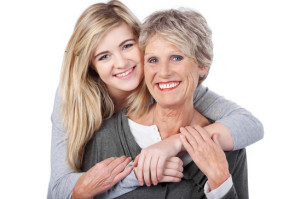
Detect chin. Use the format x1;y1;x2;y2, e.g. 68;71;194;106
122;81;141;91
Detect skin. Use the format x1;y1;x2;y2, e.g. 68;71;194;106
144;35;204;112
72;156;132;199
132;35;231;190
92;22;144;113
180;126;230;190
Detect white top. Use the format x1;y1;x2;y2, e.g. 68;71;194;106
128;118;233;199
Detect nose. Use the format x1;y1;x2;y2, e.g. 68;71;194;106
114;52;127;69
158;60;171;78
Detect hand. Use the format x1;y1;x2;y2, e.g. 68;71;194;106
179;125;230;190
72;156;132;199
132;135;183;186
133;156;183;186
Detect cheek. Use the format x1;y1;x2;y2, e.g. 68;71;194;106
132;47;144;63
94;64;110;80
144;67;154;86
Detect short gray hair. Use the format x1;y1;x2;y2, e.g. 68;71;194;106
139;8;213;70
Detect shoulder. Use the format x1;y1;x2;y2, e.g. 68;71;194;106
93;114;119;140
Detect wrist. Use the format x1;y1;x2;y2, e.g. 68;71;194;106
173;134;184;152
72;182;93;199
207;171;230;190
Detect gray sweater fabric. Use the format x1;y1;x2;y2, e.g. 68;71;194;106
47;85;262;199
82;109;249;199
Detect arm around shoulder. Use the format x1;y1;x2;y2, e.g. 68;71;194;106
193;85;264;150
48;88;84;199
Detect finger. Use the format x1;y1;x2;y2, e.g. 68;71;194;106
137;154;145;186
185;126;204;145
113;166;133;184
160;176;182;183
100;157;118;166
111;157;132;177
180;127;198;149
132;154;140;167
165;160;183;172
194;125;211;141
163;168;184;178
107;156;127;170
150;156;159;186
156;157;165;182
143;155;152;186
179;133;194;154
167;157;183;166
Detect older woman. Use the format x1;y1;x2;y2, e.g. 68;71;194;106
82;8;249;199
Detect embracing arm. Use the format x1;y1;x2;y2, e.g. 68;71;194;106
193;85;264;150
48;89;83;199
48;89;133;199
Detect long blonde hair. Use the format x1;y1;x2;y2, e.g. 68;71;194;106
59;0;140;171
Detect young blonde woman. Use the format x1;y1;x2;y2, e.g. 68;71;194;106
48;1;263;199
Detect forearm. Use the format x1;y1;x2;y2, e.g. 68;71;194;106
203;122;234;151
49;124;84;199
99;168;139;199
50;89;137;199
193;85;264;150
48;89;84;199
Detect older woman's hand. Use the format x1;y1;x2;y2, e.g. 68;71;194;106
132;135;183;186
179;125;230;190
72;156;132;199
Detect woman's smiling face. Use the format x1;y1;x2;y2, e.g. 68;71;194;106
144;35;206;107
92;22;144;97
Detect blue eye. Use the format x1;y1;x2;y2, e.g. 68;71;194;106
123;43;133;49
99;54;110;61
148;57;159;63
171;55;183;62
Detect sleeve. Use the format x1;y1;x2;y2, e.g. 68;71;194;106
193;85;264;150
98;165;139;199
48;89;139;199
204;176;235;199
48;89;84;199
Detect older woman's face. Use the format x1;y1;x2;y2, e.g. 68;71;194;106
144;35;205;107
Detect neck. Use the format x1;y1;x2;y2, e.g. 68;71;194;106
109;89;131;114
129;99;211;140
153;100;195;139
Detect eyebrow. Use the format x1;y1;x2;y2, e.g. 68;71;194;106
144;50;182;56
94;38;135;59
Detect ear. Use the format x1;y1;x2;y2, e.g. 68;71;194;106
198;65;209;78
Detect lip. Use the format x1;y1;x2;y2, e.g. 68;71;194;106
156;81;181;91
114;66;136;79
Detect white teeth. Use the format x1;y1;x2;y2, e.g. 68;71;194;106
158;82;179;89
115;68;133;77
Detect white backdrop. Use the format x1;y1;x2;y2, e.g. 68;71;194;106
0;0;299;198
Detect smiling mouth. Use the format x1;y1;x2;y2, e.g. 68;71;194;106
157;81;181;91
114;67;135;78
